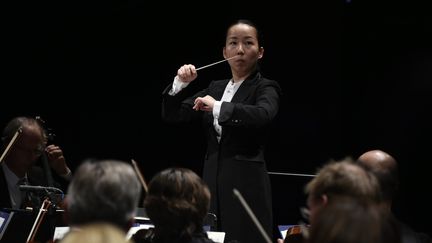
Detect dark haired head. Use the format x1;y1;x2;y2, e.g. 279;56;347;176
226;19;263;47
144;167;211;241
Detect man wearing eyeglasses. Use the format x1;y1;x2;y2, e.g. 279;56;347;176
0;116;72;210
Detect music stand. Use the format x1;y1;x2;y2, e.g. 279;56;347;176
0;208;35;243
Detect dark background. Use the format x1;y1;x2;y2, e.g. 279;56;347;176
3;0;431;238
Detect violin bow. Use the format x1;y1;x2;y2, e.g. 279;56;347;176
233;188;272;243
27;198;52;243
0;127;23;164
131;159;148;194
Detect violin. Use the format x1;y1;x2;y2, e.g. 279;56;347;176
283;225;309;243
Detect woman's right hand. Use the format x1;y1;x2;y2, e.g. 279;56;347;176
177;64;197;83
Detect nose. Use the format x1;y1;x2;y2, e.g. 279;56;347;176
237;44;245;56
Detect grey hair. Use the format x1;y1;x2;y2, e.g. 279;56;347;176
67;159;142;229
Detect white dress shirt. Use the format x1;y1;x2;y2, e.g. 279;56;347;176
170;77;244;142
212;80;244;141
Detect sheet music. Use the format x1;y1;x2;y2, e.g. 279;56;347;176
0;211;14;240
126;224;154;239
53;226;70;241
207;231;225;243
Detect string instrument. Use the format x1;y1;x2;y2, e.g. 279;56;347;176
283;225;309;243
35;116;56;187
35;116;67;210
28;117;63;243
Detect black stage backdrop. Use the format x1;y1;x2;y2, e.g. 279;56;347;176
2;0;431;238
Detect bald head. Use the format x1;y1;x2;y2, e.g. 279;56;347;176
358;150;399;203
358;150;397;172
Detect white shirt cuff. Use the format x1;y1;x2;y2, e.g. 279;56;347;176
213;101;222;119
168;76;190;96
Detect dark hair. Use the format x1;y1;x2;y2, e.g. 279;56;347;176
226;19;263;47
144;167;211;242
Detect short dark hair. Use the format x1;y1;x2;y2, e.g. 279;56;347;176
226;19;263;47
144;167;211;241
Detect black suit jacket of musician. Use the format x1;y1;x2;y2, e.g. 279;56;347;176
0;163;65;210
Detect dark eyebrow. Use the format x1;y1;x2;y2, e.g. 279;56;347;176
227;36;239;40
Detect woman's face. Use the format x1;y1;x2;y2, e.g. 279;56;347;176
223;23;263;77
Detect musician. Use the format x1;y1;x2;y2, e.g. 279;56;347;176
60;159;142;242
162;19;281;243
0;116;72;210
279;158;382;243
308;197;401;243
358;150;432;243
132;167;215;243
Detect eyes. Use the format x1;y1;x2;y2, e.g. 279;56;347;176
227;40;257;48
